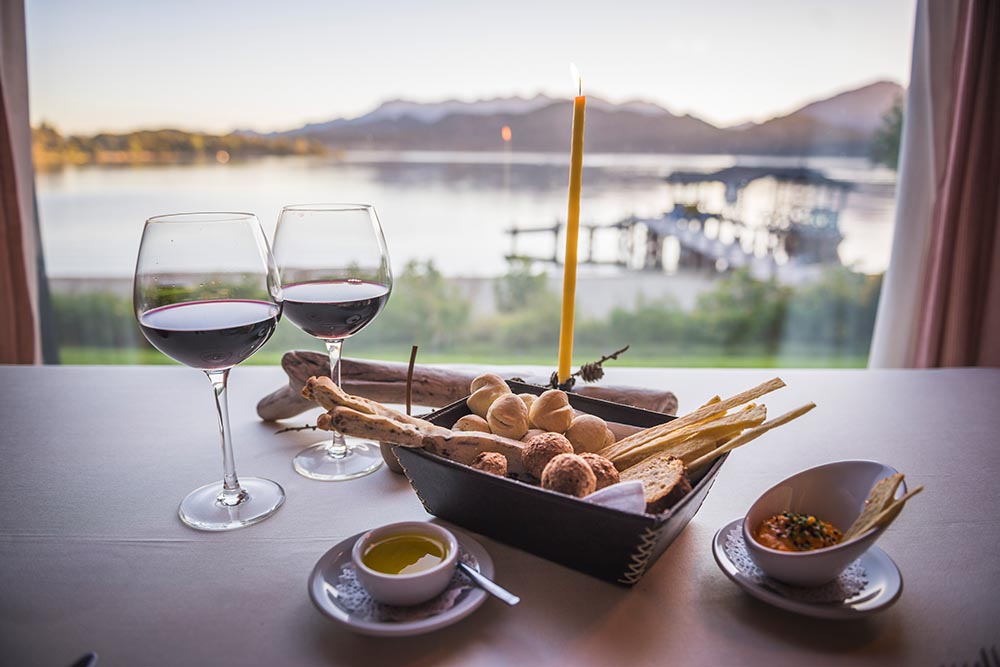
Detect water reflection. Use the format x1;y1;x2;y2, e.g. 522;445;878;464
35;153;895;280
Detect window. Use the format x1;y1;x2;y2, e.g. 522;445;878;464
27;0;916;368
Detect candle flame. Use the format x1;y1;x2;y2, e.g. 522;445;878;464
501;125;512;142
569;63;582;96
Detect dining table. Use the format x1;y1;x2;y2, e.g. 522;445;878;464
1;363;997;666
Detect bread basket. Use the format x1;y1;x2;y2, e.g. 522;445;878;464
394;381;727;586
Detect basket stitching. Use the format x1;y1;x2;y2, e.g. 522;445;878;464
617;527;659;584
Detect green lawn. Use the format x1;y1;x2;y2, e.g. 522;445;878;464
57;344;867;369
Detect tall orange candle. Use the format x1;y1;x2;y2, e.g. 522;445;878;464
558;66;586;384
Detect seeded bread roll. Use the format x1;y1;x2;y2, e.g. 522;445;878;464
470;451;508;477
541;453;597;498
579;452;620;490
522;432;573;479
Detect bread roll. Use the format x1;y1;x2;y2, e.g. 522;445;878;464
453;414;491;433
528;389;574;433
487;393;529;440
565;414;612;453
521;428;546;442
522;432;573;478
541;453;597;498
471;451;508;477
580;452;620;490
467;374;511;419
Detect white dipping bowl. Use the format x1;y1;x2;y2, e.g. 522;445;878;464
743;460;904;587
351;521;459;606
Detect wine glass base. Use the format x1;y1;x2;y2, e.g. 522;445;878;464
293;438;384;481
178;477;285;531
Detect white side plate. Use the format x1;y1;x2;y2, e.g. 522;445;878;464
309;526;495;636
712;518;902;620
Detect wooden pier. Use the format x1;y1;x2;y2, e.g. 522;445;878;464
505;166;850;276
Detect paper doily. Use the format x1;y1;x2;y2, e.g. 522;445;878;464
333;550;479;623
724;525;868;603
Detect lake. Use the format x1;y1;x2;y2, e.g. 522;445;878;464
35;152;896;281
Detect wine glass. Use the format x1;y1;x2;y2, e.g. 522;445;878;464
134;212;285;530
272;203;392;481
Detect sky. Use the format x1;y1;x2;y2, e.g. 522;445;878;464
26;0;916;135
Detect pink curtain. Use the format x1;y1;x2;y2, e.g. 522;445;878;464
914;0;1000;367
0;0;40;364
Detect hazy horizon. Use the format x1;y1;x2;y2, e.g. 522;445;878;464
26;0;915;136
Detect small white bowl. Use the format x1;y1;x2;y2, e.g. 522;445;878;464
743;460;904;587
351;521;459;606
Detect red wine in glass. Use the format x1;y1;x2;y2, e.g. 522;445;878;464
139;299;280;370
281;280;389;340
272;203;392;481
134;211;285;531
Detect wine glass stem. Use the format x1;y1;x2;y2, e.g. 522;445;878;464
205;369;248;506
325;338;348;458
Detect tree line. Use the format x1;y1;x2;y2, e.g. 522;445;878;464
32;124;325;169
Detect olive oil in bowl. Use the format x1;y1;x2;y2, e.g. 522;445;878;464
362;534;448;575
351;522;460;605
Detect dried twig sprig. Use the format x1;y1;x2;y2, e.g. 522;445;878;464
406;345;419;416
549;345;631;390
274;423;320;435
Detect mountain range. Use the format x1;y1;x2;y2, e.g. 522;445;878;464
263;80;903;156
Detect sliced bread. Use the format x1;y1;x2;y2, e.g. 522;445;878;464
620;453;692;514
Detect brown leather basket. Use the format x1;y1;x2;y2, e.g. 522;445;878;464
394;381;727;586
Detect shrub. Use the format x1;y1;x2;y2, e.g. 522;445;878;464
52;292;144;349
360;260;473;349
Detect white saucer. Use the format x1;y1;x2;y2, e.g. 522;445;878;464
308;526;494;636
712;518;903;620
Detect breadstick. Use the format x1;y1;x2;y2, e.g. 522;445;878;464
420;430;527;475
600;377;786;461
687;402;816;472
310;390;528;474
318;406;427;448
304;375;437;430
610;404;767;469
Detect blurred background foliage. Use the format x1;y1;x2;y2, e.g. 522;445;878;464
56;260;880;368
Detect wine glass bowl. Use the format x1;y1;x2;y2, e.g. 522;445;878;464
272;203;392;481
137;299;279;370
281;279;390;340
134;212;285;530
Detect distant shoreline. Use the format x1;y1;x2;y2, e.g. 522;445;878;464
31;124;326;170
32;150;898;189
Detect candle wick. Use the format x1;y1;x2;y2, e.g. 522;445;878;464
578;77;582;97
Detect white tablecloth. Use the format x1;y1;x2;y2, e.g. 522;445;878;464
1;365;998;666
